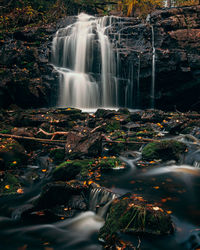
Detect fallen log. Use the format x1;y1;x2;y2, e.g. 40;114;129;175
0;133;66;145
102;135;160;144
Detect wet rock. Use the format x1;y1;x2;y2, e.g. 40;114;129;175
99;193;174;242
105;120;121;132
35;180;88;209
141;110;166;123
118;108;130;115
52;160;83;181
53;157;124;182
0;172;22;196
49;148;65;164
142;140;187;162
95;109;118;119
65;132;102;158
0;138;27;168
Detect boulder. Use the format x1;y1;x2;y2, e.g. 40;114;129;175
99;193;174;242
0;138;27;169
142;140;187;162
35;180;88;209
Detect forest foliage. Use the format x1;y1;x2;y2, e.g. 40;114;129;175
0;0;199;30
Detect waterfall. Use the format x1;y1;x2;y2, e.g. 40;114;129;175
89;185;118;218
137;52;141;107
52;13;118;109
151;25;156;109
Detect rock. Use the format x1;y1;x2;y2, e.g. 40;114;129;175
0;138;27;169
52;157;124;181
35;180;88;209
95;109;118;119
118;108;130;115
0;172;22;196
105;120;121;132
65;132;102;158
99;193;174;242
52;160;83;181
142;140;187;162
49;148;65;164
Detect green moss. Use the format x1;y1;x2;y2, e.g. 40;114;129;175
142;140;187;162
0;173;21;195
99;194;173;242
49;148;65;163
106;120;121;132
52;157;123;181
96;157;123;171
0;129;11;134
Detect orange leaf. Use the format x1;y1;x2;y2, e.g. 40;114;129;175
17;188;24;194
5;185;10;189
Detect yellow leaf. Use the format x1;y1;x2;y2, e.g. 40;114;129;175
167;210;172;214
5;185;10;189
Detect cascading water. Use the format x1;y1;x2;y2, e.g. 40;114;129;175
151;25;156;108
51;13;118;109
89;185;118;218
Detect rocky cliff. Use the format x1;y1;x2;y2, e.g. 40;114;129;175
113;5;200;111
0;6;199;111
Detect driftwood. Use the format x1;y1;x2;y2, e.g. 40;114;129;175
37;128;69;140
90;123;107;133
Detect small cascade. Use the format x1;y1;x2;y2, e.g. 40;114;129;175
151;25;156;108
137;52;141;107
52;13;119;108
89;186;118;218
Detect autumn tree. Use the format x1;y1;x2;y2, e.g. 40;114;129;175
117;0;164;17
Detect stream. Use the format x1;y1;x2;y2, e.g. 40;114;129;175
0;136;199;250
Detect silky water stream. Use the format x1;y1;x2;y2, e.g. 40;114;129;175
0;137;199;250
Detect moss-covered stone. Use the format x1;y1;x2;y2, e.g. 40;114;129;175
52;157;124;181
99;193;174;242
0;172;21;195
142;140;187;162
49;148;65;164
0;138;27;168
105;120;121;132
118;108;130;115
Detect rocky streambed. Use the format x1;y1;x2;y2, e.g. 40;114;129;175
0;107;199;249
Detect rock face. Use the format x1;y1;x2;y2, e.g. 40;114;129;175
0;25;60;108
0;6;199;110
111;5;200;111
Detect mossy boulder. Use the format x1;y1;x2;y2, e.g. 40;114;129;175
142;140;187;162
0;172;22;195
95;109;118;119
52;160;88;181
52;157;124;181
105;120;121;132
99;193;174;242
49;148;65;164
0;138;27;169
118;108;130;115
